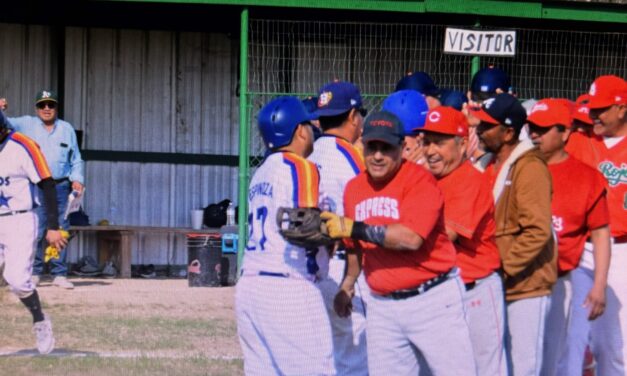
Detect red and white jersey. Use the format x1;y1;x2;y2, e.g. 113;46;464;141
0;131;52;214
567;134;627;238
308;135;364;215
344;161;456;295
437;161;501;283
242;151;328;277
549;156;610;273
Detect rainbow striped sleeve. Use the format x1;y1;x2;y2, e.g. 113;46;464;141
283;152;320;207
11;132;52;179
335;138;365;174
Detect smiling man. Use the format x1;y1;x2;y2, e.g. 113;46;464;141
422;106;506;375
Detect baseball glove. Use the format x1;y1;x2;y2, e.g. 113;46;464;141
276;207;335;248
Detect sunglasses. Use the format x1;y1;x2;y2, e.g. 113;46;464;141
36;102;57;110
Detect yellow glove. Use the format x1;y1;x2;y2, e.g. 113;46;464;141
320;211;354;239
44;230;69;262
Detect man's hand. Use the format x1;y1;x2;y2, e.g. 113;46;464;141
46;229;69;251
584;284;606;321
321;211;354;239
71;181;84;194
334;287;354;318
0;98;8;111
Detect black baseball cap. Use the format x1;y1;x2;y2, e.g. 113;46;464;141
362;111;404;146
470;93;527;133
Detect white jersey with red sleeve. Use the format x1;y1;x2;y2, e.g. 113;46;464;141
242;151;328;278
308;135;364;215
0;131;52;214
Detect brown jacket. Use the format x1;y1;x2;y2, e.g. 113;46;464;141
494;147;557;301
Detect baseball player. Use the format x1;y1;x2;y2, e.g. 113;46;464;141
472;93;557;376
324;111;477;375
382;89;429;165
421;106;507;376
564;75;627;375
525;99;610;376
6;90;84;289
235;96;335;375
0;109;67;354
308;81;369;375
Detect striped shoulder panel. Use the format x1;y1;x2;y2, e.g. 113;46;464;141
282;152;320;207
335;138;365;174
10;132;52;179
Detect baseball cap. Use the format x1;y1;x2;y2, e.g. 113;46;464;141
587;75;627;109
471;67;511;96
439;89;468;111
573;104;593;125
470;93;527;132
575;94;590;106
395;71;440;97
301;96;318;114
527;99;572;128
316;81;363;117
381;90;429;136
421;106;468;137
361;111;404;146
35;90;58;104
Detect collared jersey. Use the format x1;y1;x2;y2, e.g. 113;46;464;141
567;133;627;238
308;135;365;215
242;151;328;278
8;116;84;184
0;131;52;214
549;156;609;272
437;161;501;283
344;161;456;295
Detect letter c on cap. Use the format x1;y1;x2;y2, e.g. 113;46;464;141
428;111;441;123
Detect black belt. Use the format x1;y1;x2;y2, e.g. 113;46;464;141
54;177;70;184
465;281;476;291
615;236;627;245
385;270;451;300
0;210;29;217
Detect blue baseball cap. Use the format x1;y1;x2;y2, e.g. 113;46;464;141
439;89;468;111
362;111;404;146
395;72;440;97
382;90;429;136
316;81;363;117
301;96;318;114
471;67;511;98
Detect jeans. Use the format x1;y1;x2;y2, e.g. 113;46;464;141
33;180;70;276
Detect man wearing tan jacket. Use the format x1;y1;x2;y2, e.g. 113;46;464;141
472;93;557;376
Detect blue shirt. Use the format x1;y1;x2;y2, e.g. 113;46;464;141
8;116;84;184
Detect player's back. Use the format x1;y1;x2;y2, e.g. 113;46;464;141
308;135;364;215
243;151;321;277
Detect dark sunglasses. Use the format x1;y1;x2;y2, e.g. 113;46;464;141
36;101;57;110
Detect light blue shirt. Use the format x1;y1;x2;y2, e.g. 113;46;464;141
8;116;84;184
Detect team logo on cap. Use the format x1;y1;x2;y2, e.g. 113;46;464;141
589;83;596;96
41;91;53;99
369;119;394;127
318;92;333;107
530;103;548;114
577;107;589;115
428;111;441;123
483;98;495;109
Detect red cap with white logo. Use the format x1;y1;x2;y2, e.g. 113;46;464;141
587;75;627;109
421;106;468;137
527;99;572;128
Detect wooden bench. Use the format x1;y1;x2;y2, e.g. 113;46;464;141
70;225;220;278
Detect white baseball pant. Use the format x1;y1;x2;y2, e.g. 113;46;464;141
541;273;572;376
0;211;38;298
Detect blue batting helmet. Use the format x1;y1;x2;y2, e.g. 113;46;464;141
382;90;429;136
258;96;318;150
395;72;440;97
471;67;511;97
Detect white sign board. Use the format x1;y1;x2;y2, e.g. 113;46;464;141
444;28;516;57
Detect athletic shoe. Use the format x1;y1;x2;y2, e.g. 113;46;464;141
52;276;74;289
101;261;117;278
33;315;55;354
31;275;40;287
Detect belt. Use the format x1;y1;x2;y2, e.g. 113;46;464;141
0;210;30;217
333;251;346;260
385;270;451;300
615;236;627;245
241;269;316;282
54;177;70;184
465;281;476;291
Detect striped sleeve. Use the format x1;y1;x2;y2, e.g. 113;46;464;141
11;132;52;180
283;153;320;207
335;138;365;174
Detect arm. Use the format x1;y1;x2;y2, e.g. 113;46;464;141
585;225;610;320
37;177;68;250
67;125;85;191
334;248;363;317
446;227;459;243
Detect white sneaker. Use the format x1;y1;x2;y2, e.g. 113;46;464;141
33;315;55;354
31;275;40;287
52;276;74;289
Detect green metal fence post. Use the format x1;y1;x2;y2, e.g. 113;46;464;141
237;8;249;277
471;20;480;82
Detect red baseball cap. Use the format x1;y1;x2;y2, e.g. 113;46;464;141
527;99;572;128
575;94;590;106
587;75;627;109
422;106;468;137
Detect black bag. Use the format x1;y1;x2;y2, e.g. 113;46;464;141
203;199;231;228
69;207;90;226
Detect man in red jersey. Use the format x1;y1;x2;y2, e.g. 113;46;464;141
321;111;477;375
566;75;627;376
421;106;506;375
526;98;611;376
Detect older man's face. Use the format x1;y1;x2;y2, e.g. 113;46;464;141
364;140;403;183
589;104;626;137
424;132;467;178
36;101;58;123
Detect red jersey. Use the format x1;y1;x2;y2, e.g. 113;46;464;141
437;161;501;283
549;156;609;273
343;161;457;295
567;134;627;238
